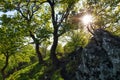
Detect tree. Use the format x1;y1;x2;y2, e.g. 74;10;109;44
16;0;44;64
47;0;79;66
1;0;79;66
0;15;24;80
8;0;52;64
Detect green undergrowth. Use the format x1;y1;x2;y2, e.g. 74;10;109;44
7;61;64;80
7;62;38;80
6;50;81;80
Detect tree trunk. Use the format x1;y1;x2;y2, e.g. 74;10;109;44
35;42;44;64
29;31;43;64
50;28;59;67
48;1;59;67
1;53;9;80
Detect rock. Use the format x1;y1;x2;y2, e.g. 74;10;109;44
76;29;120;80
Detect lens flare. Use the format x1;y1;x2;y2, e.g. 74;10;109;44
82;14;93;25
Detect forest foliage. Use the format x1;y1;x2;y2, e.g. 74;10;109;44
0;0;120;80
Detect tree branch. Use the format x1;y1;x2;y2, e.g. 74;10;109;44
16;0;47;21
47;0;56;29
58;4;73;27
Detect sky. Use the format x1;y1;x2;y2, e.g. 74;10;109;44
0;11;16;17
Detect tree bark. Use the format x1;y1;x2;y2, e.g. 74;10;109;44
50;30;59;67
1;53;9;80
35;42;44;64
29;31;43;64
48;0;60;67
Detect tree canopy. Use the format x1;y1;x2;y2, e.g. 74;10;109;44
0;0;120;80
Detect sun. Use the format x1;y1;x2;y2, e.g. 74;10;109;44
82;14;93;25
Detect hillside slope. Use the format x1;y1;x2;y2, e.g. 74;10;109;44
7;29;120;80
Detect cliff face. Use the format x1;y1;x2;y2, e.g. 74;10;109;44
76;29;120;80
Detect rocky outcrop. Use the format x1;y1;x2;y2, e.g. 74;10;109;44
76;29;120;80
